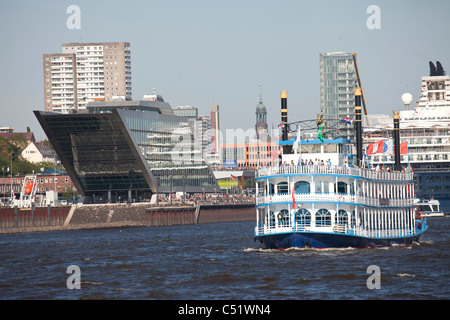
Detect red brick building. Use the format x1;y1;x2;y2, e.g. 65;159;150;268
0;169;76;197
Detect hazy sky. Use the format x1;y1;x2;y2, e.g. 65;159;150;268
0;0;449;141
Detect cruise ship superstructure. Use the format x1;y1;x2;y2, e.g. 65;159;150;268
364;61;450;210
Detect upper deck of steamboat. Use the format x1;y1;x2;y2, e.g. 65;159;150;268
255;164;415;208
256;163;413;182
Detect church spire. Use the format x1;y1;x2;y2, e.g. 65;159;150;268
255;85;268;139
259;84;263;103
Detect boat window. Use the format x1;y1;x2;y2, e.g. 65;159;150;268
335;209;348;225
278;209;290;226
335;182;347;194
277;181;288;194
316;209;331;227
418;205;428;212
315;180;329;193
268;211;276;227
295;209;311;226
269;183;275;194
294;181;310;193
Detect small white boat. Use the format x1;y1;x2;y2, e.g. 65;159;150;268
414;198;445;217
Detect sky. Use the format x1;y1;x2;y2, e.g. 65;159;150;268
0;0;449;141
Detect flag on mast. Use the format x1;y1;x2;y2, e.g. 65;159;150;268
318;123;324;143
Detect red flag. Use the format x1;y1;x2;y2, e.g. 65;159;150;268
400;142;408;155
393;142;408;155
366;140;383;155
292;184;295;209
230;174;236;180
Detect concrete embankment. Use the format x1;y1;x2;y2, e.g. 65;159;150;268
0;202;255;234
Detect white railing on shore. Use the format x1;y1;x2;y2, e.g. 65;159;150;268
256;193;414;207
256;165;413;181
254;222;423;239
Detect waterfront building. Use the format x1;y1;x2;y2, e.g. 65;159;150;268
220;140;278;170
364;61;450;209
43;42;132;113
197;115;211;160
34;95;219;203
0;169;75;200
210;104;220;167
320;52;357;142
173;106;198;123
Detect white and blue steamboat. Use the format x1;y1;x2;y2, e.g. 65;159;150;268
254;89;427;249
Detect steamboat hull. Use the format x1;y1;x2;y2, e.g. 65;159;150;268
255;227;427;249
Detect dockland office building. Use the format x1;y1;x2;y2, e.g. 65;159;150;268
34;96;219;203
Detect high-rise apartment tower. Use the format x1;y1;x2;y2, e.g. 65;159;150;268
319;52;357;142
43;42;131;113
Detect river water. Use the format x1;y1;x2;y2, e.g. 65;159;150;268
0;217;448;300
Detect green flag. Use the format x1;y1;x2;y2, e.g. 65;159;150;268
318;123;324;143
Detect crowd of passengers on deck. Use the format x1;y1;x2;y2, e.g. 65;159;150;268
278;158;412;173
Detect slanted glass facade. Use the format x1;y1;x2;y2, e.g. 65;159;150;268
35;100;219;203
118;109;218;192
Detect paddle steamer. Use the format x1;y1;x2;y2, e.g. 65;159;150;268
254;89;428;249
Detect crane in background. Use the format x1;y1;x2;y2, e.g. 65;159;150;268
352;53;370;125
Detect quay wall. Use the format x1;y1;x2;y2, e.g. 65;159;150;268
0;206;70;229
197;204;255;224
0;202;255;233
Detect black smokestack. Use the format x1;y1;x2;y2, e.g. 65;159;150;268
354;86;363;165
436;61;445;76
429;61;437;76
393;111;401;171
280;90;288;141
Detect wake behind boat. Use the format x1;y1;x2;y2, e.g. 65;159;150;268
254;89;428;249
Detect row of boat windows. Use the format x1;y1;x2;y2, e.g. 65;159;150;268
264;180;412;198
264;208;414;230
268;209;352;227
267;181;353;194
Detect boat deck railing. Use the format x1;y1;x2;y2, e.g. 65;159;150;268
256;165;413;181
255;221;426;239
256;193;414;207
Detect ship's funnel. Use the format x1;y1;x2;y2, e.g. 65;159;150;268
429;61;437;76
436;61;445;76
280;90;288;141
393;111;401;171
354;86;363;166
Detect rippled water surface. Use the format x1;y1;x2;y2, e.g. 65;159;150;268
0;217;449;299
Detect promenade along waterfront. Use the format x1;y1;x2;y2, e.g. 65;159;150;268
255;164;416;240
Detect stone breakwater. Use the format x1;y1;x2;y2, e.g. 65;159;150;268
0;202;255;234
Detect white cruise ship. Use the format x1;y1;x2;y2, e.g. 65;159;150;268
364;61;450;212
